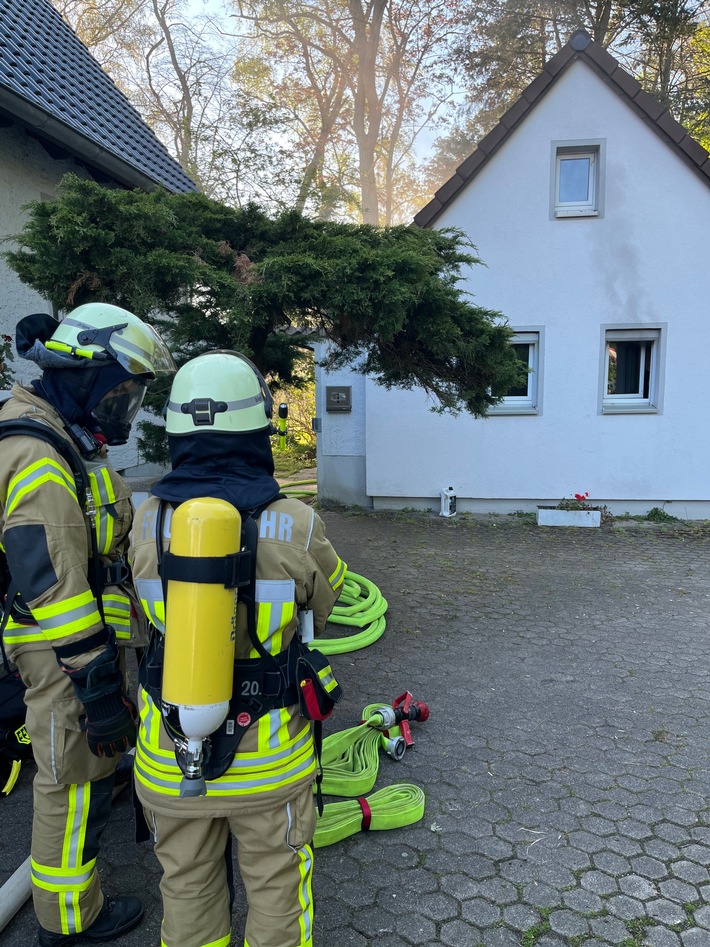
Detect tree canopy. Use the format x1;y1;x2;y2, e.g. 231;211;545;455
6;175;522;419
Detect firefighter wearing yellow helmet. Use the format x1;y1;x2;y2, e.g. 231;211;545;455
0;303;175;945
130;351;345;947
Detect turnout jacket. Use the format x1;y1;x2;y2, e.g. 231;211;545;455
130;495;345;816
0;385;145;665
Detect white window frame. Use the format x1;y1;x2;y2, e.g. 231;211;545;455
600;326;665;415
551;140;605;219
489;329;542;416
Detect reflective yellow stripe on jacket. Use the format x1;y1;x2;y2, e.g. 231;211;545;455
134;577;165;633
3;590;102;645
87;465;117;556
4;589;129;644
135;694;316;798
4;458;77;517
102;591;131;640
329;557;346;592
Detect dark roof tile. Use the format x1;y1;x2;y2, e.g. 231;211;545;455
632;88;666;121
457;149;486;181
0;0;195;192
434;173;466;205
679;134;710;166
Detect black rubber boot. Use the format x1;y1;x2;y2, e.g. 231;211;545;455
37;896;144;946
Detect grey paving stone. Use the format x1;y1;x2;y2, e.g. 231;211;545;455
549;909;590;937
659;877;699;903
470;878;518;904
606;893;647;919
681;930;710;947
695;905;710;929
674;862;710;884
482;930;524;947
416;892;459;922
646;897;689;925
394;913;438;945
593;851;632;874
522;881;561;908
619;874;659;900
580;870;619;895
503;903;541;931
563;887;605;913
588;914;631;943
643;928;682;946
352;906;397;938
461;898;502;927
439;919;483;947
632;855;671;880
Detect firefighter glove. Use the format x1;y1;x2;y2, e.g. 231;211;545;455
54;628;137;757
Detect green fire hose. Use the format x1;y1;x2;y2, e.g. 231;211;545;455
314;784;426;848
314;703;428;847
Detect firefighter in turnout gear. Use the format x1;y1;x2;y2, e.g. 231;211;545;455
0;304;175;946
130;351;345;947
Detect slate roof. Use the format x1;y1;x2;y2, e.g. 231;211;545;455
415;29;710;227
0;0;196;193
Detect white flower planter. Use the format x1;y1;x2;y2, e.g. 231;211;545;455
537;508;601;528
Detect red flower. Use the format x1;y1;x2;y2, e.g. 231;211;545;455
2;335;11;343
574;492;589;501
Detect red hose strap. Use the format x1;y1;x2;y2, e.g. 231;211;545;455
357;796;372;831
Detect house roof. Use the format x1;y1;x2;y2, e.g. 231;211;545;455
414;29;710;228
0;0;196;193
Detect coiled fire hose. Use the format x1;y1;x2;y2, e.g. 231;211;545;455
315;572;387;655
313;699;429;848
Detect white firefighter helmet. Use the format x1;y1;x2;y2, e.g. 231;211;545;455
165;351;273;435
45;302;175;377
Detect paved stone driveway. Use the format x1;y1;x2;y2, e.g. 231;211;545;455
3;510;710;947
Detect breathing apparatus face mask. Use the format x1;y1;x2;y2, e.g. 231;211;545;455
90;378;148;445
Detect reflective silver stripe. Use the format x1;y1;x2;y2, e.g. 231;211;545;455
329;558;346;590
87;466;116;554
304;508;315;551
300;845;314;942
318;668;336;689
135;578;163;604
37;600;100;632
167;392;262;414
135;578;165;632
255;580;295;654
138;718;312;771
135;748;315;794
103;595;130;626
30;863;95;888
255;579;295;604
67;784;88;866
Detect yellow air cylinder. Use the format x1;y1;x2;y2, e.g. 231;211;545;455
162;496;240;719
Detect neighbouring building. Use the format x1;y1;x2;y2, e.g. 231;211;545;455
0;0;195;470
315;29;710;518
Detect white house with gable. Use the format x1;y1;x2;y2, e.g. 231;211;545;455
314;29;710;518
0;0;195;470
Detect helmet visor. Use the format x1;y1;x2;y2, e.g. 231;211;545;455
91;378;147;445
111;324;176;377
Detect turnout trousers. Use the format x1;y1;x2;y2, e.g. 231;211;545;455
143;780;317;947
10;643;119;935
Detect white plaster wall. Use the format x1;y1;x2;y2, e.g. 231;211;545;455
0;124;143;469
356;61;710;514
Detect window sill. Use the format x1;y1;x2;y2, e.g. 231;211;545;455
488;405;539;416
555;209;599;218
602;403;658;415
